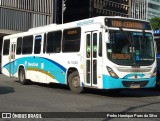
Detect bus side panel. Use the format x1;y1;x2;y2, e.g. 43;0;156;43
2;55;10;77
2;55;67;84
45;53;82;85
42;54;67;84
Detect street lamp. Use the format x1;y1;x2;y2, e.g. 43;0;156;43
62;0;67;24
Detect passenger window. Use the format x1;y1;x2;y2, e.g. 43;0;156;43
3;39;10;55
22;35;33;54
62;27;81;52
47;31;62;53
16;37;22;55
34;35;42;54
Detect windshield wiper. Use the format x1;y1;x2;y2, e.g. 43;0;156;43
119;28;133;47
142;30;146;40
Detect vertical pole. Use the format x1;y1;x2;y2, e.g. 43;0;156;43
89;0;92;17
128;0;131;18
62;0;64;24
146;0;148;20
54;0;57;23
133;0;135;19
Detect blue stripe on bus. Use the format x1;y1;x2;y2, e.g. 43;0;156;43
41;57;66;72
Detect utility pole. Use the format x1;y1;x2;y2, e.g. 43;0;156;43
62;0;67;24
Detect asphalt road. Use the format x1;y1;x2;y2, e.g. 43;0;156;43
0;74;160;121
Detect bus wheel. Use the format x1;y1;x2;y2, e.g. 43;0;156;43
19;68;28;85
68;71;83;94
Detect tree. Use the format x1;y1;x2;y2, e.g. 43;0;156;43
150;17;160;30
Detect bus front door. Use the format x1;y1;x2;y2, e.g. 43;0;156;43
85;31;98;87
10;42;16;77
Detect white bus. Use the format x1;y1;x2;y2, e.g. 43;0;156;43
1;16;157;93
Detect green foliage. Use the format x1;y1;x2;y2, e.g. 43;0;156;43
150;17;160;30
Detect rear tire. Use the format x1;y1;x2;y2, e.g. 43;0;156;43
19;68;28;85
68;71;83;94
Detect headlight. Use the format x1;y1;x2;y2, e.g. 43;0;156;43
107;66;119;79
151;67;157;78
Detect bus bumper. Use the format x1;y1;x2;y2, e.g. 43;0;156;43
102;75;156;89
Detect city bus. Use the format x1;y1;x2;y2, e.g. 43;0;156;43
1;16;156;93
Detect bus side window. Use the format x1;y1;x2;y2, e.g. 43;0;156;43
99;32;102;57
62;27;81;52
16;37;22;55
47;31;62;53
22;35;33;54
3;39;10;55
34;35;42;54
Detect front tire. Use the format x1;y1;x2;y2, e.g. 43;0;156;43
19;68;29;85
68;71;83;94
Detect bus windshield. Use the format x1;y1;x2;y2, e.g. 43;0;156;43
107;30;155;66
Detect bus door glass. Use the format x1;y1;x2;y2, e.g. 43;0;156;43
85;31;99;87
10;42;16;77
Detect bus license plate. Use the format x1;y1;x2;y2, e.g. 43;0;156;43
130;84;140;88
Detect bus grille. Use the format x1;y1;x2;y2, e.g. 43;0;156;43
122;81;149;88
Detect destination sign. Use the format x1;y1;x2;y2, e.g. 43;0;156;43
112;54;131;60
105;18;151;30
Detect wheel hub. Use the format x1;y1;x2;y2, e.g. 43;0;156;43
72;76;80;88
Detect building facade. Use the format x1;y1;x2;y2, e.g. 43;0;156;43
130;0;160;20
0;0;130;35
147;0;160;20
62;0;130;23
130;0;147;20
0;0;54;34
